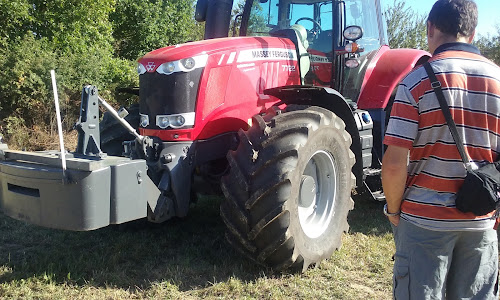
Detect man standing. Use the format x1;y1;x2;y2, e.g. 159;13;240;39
382;0;500;298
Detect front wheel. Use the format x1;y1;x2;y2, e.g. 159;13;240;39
220;105;355;271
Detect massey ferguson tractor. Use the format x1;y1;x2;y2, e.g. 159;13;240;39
0;0;429;271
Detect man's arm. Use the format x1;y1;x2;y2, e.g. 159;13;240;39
381;145;410;226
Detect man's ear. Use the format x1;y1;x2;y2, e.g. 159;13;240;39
467;30;476;43
427;21;435;38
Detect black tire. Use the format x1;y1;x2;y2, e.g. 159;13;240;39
220;105;356;272
99;104;140;156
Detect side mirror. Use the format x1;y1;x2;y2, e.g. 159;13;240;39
343;25;363;41
195;0;208;22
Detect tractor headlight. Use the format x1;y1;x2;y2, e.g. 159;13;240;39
156;54;208;75
181;57;196;70
157;116;170;129
163;62;176;74
171;115;186;127
140;114;149;127
137;63;147;75
345;58;360;69
155;113;195;129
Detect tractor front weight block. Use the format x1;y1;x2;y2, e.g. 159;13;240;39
0;150;160;231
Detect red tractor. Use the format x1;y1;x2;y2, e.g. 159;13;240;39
0;0;429;271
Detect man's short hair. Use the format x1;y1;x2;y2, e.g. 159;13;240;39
427;0;478;37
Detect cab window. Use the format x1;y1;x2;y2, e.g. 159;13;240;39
345;0;383;52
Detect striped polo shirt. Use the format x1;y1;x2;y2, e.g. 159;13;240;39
384;42;500;231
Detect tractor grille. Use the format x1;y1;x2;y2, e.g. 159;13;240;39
139;68;203;129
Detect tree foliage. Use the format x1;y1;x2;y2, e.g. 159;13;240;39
474;26;500;65
384;0;500;65
0;0;202;149
0;0;32;40
111;0;203;60
0;0;135;128
384;0;427;50
230;0;269;37
29;0;115;52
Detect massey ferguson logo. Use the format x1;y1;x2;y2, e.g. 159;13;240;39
237;48;297;63
251;50;294;59
146;62;156;72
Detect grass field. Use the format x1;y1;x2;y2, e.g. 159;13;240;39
0;196;395;299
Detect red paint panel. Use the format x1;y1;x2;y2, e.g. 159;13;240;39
201;65;231;119
139;36;301;142
308;49;332;86
140;128;192;141
357;47;430;109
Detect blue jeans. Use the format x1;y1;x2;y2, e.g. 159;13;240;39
392;218;499;299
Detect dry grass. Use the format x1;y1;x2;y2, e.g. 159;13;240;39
0;196;395;299
2;126;78;152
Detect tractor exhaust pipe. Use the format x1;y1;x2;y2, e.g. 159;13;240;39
196;0;234;39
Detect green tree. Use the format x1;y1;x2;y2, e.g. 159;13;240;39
384;0;427;50
247;1;268;35
111;0;204;60
29;0;115;53
0;0;205;149
474;26;500;65
230;0;269;37
0;0;32;40
0;0;137;149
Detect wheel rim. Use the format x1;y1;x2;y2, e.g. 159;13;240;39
298;150;337;239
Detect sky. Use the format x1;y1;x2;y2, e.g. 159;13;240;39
381;0;498;37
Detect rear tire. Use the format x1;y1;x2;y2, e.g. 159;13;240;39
220;105;355;271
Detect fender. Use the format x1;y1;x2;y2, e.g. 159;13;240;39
264;86;364;188
357;46;430;110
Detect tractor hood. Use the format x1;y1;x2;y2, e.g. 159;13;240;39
137;36;297;74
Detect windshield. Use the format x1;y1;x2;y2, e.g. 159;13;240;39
245;1;332;36
344;0;384;52
245;0;384;52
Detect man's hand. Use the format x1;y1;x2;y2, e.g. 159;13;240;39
388;215;400;226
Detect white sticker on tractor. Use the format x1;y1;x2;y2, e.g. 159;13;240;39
282;65;296;72
227;52;236;64
218;54;225;65
310;55;331;63
237;48;297;63
237;63;256;69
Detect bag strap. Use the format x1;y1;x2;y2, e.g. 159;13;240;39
423;62;473;171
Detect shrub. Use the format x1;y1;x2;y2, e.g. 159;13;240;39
0;33;137;150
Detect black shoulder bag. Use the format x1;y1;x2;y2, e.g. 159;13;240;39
423;62;500;216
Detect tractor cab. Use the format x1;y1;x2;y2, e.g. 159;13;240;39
240;0;387;99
